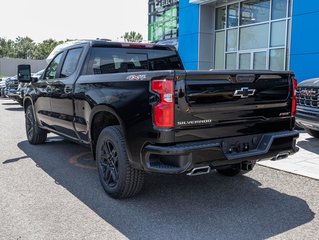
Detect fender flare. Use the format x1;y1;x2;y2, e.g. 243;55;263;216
89;105;133;161
89;105;125;138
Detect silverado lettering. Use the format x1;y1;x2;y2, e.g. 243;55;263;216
177;119;213;126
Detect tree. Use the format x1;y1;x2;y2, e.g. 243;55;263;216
14;36;36;59
122;31;143;42
0;38;15;58
33;39;64;60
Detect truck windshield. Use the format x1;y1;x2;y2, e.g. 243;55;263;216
85;47;184;75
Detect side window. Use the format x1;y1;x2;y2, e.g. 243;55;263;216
60;48;83;78
43;52;63;80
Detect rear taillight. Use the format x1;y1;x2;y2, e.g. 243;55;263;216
151;79;174;128
292;78;297;117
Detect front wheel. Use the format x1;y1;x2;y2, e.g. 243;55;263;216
96;126;144;199
25;105;47;144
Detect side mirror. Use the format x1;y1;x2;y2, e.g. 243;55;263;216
17;64;32;82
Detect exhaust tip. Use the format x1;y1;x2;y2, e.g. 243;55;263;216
241;161;254;171
271;152;289;161
187;166;211;176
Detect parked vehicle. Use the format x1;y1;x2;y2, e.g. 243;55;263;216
5;76;22;104
0;78;8;97
296;78;319;137
18;40;299;199
32;69;44;80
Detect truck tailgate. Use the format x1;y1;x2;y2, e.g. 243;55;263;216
174;71;294;142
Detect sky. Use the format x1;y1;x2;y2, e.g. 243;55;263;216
1;0;149;43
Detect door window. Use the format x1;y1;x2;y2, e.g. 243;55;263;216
43;52;63;80
61;48;83;78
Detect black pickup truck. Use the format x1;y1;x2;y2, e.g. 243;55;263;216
18;40;299;199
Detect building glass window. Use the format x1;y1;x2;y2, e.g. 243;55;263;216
254;51;267;69
216;7;226;30
215;31;225;69
148;0;179;43
239;23;269;50
240;0;270;25
239;53;251;69
270;48;285;70
227;29;238;51
214;0;290;71
227;4;239;28
271;20;286;47
272;0;287;20
226;53;237;69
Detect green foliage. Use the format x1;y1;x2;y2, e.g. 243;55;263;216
33;39;64;60
0;38;15;58
0;36;65;60
14;36;36;59
122;31;143;43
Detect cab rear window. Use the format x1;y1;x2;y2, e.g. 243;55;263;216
84;47;183;75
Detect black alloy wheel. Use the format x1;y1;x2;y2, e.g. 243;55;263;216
96;126;144;199
98;139;119;188
25;105;47;144
26;107;35;140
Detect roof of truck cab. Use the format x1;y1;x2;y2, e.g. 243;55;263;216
53;39;176;51
46;39;176;62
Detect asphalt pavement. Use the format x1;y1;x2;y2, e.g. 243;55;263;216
0;98;318;240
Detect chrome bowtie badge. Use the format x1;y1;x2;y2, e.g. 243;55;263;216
234;87;256;98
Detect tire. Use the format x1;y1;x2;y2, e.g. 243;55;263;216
96;126;144;199
25;105;47;144
305;128;319;138
216;164;241;177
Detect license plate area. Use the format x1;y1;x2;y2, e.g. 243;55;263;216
221;134;263;155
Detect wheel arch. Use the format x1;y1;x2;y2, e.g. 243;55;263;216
89;105;129;159
23;96;33;113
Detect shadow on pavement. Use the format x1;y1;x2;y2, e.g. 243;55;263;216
297;136;319;155
17;138;314;240
3;155;29;164
5;107;23;111
2;102;19;105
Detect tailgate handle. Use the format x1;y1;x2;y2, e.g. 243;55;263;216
236;74;256;83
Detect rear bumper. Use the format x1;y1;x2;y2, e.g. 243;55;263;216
296;106;319;130
141;130;299;174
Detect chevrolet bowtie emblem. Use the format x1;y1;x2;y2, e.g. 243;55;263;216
234;87;256;98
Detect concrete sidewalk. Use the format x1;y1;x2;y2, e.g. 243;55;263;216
259;131;319;180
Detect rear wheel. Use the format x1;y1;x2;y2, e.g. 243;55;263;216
25;105;47;144
216;164;241;177
96;126;144;199
305;128;319;138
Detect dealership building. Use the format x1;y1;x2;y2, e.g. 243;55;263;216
148;0;319;82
